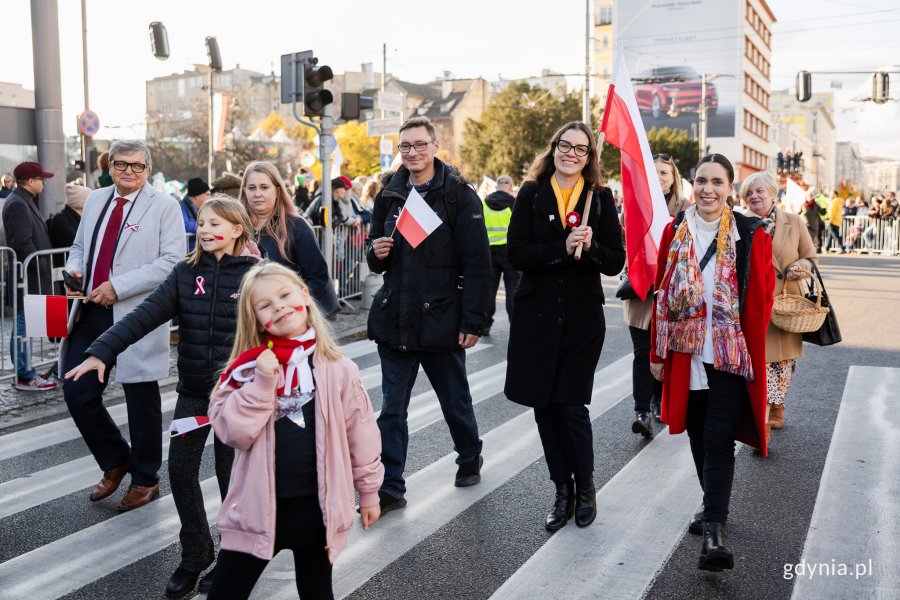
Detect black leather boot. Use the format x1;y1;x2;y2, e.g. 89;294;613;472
688;505;705;535
545;479;574;531
632;410;654;438
574;477;597;528
650;395;662;422
698;522;734;571
165;567;201;598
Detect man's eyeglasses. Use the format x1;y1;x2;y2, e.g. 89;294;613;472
653;153;672;161
397;141;434;154
555;140;591;157
112;160;148;174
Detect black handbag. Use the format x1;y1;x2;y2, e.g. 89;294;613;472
801;263;842;346
615;268;640;300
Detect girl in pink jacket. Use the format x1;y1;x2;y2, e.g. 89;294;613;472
207;262;384;599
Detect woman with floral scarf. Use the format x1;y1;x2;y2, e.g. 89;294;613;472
650;154;774;572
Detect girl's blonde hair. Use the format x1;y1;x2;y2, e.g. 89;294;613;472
240;161;298;262
227;262;343;368
654;155;684;204
186;195;255;267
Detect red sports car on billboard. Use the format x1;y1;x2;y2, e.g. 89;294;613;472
633;66;718;119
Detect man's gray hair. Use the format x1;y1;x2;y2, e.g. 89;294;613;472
109;139;152;166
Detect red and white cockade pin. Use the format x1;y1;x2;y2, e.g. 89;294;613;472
124;222;140;232
565;211;581;228
194;276;206;296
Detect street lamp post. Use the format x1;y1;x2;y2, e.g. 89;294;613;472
205;37;223;185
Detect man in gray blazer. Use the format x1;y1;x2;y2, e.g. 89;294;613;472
61;139;185;512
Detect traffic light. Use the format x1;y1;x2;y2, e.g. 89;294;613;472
340;93;375;121
873;72;890;104
73;160;85;171
303;59;333;117
149;22;169;60
796;71;812;102
206;37;223;72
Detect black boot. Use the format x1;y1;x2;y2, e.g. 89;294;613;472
688;506;705;535
574;477;597;528
631;410;654;438
698;522;734;571
197;565;216;594
165;567;201;599
650;395;662;422
545;479;574;531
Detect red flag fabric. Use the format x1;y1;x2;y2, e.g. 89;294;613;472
23;295;69;338
600;53;671;301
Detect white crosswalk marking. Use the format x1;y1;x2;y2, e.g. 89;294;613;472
790;366;900;600
251;355;633;599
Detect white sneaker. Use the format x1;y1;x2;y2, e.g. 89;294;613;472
15;374;59;392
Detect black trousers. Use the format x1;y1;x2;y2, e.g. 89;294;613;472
207;495;333;600
533;404;594;484
486;245;520;328
62;303;162;487
685;364;750;524
628;326;663;412
169;394;234;571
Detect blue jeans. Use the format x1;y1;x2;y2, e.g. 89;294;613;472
10;311;37;380
376;345;483;498
823;224;842;251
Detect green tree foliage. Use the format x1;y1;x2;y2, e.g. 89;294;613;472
599;126;697;182
461;83;588;182
334;121;383;177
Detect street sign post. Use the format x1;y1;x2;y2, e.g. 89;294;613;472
78;110;100;137
367;118;401;137
375;91;403;113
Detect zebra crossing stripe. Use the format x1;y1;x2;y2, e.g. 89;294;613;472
0;392;179;461
490;427;700;600
790;366;900;600
252;355;634;599
0;347;500;521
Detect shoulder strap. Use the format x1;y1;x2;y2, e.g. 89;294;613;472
698;233;718;272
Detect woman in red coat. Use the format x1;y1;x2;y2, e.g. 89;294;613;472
650;154;774;572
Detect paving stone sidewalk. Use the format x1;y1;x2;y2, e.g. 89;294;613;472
0;300;369;433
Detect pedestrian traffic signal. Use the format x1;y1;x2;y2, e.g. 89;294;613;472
873;72;890;104
149;22;169;60
303;59;334;117
340;93;375;121
206;37;223;72
796;71;812;103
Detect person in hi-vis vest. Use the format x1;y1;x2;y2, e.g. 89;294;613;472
482;175;520;335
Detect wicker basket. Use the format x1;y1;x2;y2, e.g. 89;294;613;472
770;279;830;333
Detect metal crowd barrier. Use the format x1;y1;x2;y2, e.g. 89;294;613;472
310;224;369;303
838;215;900;255
0;247;18;383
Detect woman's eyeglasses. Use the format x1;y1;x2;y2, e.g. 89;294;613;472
555;140;591;157
653;153;672;161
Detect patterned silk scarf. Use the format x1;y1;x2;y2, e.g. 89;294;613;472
654;205;755;380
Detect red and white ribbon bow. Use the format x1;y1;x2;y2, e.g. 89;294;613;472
124;222;140;232
194;276;206;295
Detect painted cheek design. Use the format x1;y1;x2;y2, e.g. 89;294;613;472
294;305;305;312
264;319;273;329
214;235;225;240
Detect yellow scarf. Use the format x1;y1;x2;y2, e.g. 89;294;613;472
551;174;584;225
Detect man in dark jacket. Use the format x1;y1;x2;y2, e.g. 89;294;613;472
366;117;491;512
482;175;520;335
181;177;209;252
2;162;58;391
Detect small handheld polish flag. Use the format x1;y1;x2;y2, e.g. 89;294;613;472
23;295;69;338
169;416;211;437
394;188;442;249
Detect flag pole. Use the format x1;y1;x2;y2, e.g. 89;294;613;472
574;132;605;261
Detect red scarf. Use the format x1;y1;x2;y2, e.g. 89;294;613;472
219;332;316;396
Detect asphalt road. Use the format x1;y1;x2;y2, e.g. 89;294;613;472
0;254;896;600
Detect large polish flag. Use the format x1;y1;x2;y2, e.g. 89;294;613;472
24;295;69;338
600;52;671;301
395;188;442;249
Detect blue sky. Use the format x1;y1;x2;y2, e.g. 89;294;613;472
5;0;900;157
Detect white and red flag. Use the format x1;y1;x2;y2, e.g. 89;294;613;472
169;416;211;437
395;188;442;249
24;295;69;338
600;52;670;301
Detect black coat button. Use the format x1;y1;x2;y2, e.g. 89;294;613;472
557;317;563;324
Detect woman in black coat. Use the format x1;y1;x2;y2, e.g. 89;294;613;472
240;161;340;317
505;121;625;531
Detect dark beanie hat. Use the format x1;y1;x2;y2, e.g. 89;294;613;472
187;177;210;197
